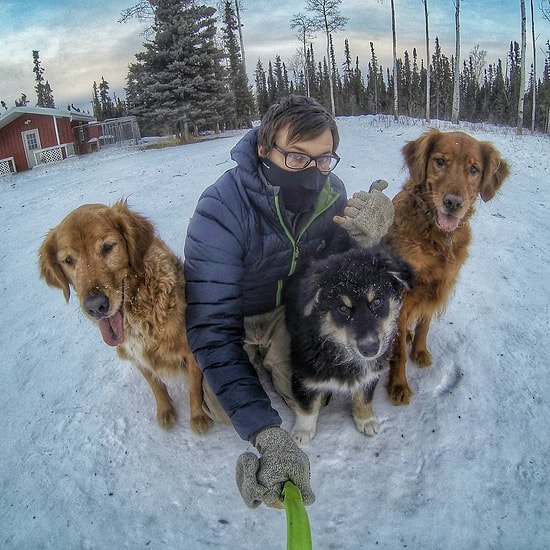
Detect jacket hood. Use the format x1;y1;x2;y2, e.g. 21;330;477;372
230;127;261;177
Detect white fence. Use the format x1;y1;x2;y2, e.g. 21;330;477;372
0;156;16;176
33;143;76;166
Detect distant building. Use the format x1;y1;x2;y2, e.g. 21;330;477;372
0;106;96;174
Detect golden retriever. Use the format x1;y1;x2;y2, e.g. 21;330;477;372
38;201;212;434
384;129;510;405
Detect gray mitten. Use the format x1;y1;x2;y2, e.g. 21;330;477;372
334;179;394;248
235;427;315;509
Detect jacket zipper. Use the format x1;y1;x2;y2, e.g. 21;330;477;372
273;184;340;306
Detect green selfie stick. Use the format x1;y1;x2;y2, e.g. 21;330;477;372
281;481;312;550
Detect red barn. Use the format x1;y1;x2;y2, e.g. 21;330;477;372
0;106;96;174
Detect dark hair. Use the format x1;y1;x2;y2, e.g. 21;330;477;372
257;95;339;154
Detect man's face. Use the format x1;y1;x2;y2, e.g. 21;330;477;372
258;125;334;172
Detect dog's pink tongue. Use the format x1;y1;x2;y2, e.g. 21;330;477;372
99;311;124;346
437;212;460;232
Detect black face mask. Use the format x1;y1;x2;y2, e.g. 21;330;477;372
260;157;325;213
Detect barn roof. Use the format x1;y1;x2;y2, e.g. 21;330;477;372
0;106;95;131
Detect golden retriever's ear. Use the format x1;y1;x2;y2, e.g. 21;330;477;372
402;128;441;185
38;230;71;301
111;201;154;272
479;142;510;202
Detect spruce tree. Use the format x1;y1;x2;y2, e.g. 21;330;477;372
126;0;231;138
220;1;255;128
33;50;55;108
99;77;115;120
366;42;380;113
92;81;102;119
15;93;30;107
254;58;270;117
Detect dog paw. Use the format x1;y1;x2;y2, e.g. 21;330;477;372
388;382;413;406
291;428;316;445
157;407;178;430
190;413;213;436
412;349;433;367
291;411;319;445
354;416;380;436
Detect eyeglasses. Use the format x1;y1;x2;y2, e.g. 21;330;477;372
273;144;340;173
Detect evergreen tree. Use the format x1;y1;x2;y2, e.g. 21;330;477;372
482;60;507;124
366;42;382;113
340;47;367;116
126;0;231;138
92;78;127;120
220;0;255;128
33;50;55;108
536;42;550;132
460;56;481;122
410;48;423;117
254;58;270;116
400;51;412;116
267;61;277;104
307;44;319;99
92;81;102;118
431;37;453;120
99;77;115;120
508;41;522;126
273;55;290;99
15;93;29;107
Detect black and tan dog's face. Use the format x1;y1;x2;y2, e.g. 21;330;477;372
303;246;414;362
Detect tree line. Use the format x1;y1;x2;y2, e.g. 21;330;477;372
3;1;549;136
122;0;550;136
258;37;550;132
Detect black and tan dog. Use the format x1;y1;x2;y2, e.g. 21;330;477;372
285;245;414;444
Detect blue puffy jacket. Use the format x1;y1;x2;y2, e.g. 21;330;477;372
184;128;349;441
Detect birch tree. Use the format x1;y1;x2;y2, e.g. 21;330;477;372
451;0;461;124
423;0;431;122
391;0;398;120
233;1;247;76
530;0;537;132
290;13;317;97
306;0;348;115
517;0;526;134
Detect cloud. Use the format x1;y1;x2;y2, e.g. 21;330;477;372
1;2;144;110
0;0;543;113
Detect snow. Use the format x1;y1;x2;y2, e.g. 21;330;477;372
1;116;549;549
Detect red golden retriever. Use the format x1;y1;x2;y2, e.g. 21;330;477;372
39;201;212;434
384;129;510;405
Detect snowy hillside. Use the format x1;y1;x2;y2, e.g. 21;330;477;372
1;116;549;549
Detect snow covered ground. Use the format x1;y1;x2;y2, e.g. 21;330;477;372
1;116;549;549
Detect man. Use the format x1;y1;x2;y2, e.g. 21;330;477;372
184;95;391;508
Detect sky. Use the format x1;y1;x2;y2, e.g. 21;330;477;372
1;0;548;113
1;115;549;549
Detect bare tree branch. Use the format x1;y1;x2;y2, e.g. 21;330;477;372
118;1;155;24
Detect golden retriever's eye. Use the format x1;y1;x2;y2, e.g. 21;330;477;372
102;242;116;255
469;165;480;175
435;157;446;168
63;256;74;266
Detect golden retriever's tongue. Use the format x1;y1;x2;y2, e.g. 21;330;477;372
437;212;460;232
99;311;124;346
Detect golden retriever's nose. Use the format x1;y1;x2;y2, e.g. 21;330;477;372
84;293;110;319
443;194;464;214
